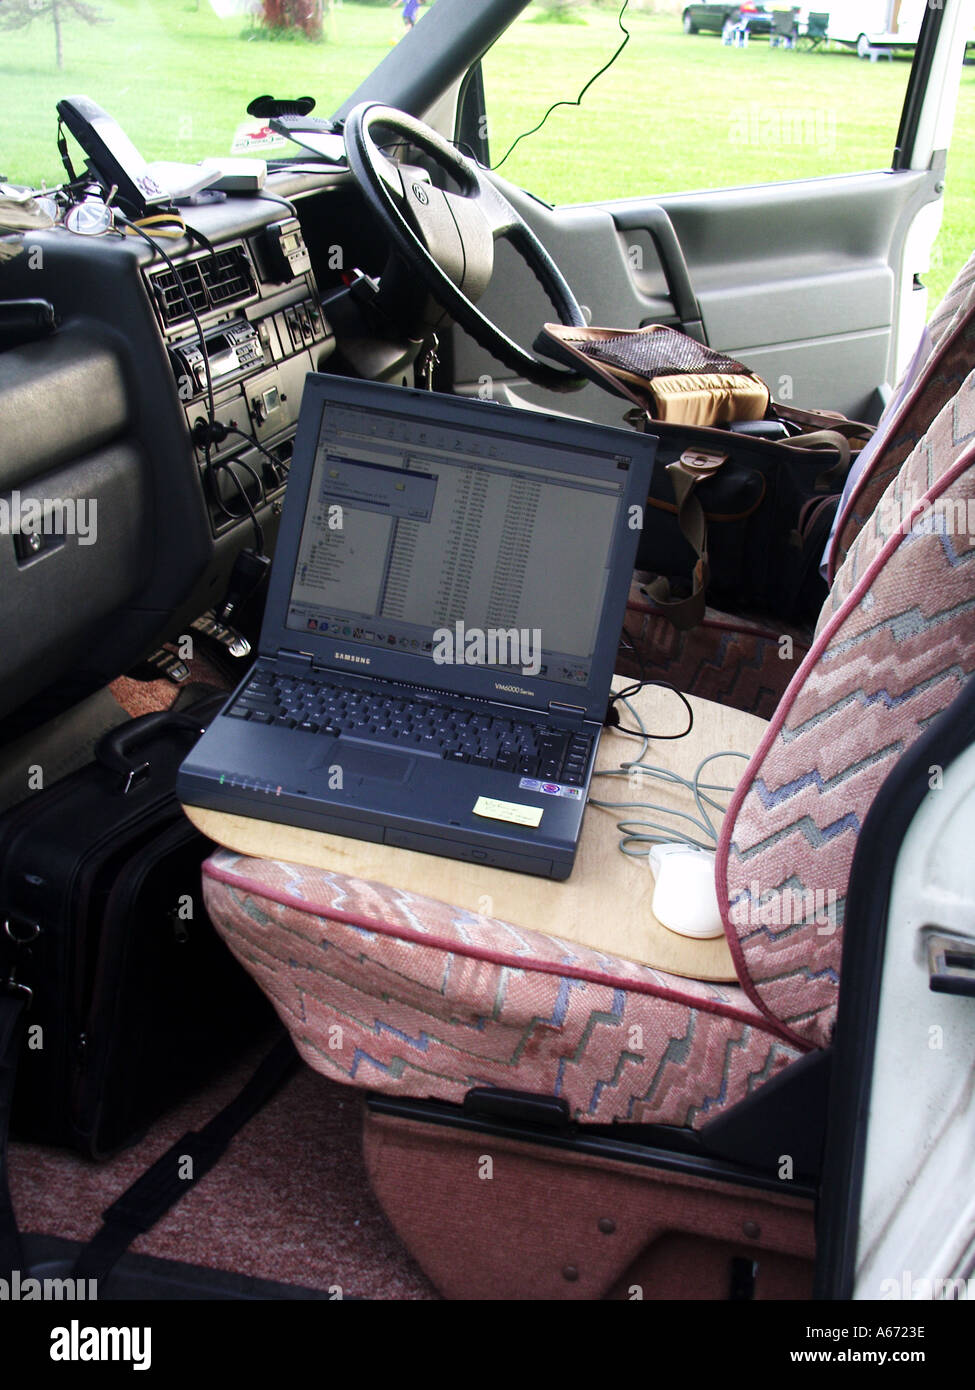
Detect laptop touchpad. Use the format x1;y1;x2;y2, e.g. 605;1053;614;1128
309;741;416;784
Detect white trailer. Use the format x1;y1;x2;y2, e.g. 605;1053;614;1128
808;0;928;57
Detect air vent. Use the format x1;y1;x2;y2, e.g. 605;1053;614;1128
150;244;256;328
204;248;256;306
152;261;208;326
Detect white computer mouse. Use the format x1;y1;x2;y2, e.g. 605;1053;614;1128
647;843;725;940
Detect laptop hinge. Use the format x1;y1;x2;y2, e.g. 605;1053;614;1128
548;701;587;729
275;649;314;668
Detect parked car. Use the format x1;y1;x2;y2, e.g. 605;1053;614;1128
682;2;774;35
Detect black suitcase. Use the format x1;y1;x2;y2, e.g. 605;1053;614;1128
0;695;275;1158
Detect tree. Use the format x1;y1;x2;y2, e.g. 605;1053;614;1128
259;0;330;40
0;0;108;70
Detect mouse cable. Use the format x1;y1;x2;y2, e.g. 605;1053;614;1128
588;751;748;858
590;686;748;857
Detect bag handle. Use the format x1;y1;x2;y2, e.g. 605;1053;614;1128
775;401;875;445
785;429;852;488
95;693;228;793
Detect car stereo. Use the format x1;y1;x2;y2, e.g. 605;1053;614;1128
170;320;265;395
142;220;334;536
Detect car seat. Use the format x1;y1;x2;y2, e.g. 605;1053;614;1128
197;282;975;1300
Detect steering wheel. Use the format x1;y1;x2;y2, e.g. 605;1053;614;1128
342;102;587;391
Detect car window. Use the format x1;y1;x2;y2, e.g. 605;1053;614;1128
478;4;974;306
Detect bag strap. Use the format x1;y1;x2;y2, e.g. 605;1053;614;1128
637;431;851;632
775;401;875;444
70;1032;299;1285
785;429;852;487
0;995;297;1284
641;450;724;631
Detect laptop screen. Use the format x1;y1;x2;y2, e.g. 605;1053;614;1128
283;398;629;689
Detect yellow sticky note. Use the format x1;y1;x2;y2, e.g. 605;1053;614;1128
473;796;543;828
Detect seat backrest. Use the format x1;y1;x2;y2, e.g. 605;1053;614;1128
928;248;975;359
827;249;975;579
717;367;975;1049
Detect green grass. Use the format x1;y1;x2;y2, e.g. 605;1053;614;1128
0;0;400;181
1;1;971;304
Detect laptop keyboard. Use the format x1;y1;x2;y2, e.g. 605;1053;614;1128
225;671;595;785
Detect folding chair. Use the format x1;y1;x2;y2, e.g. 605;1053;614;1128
770;9;798;47
797;10;829;50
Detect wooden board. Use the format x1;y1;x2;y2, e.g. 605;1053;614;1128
183;685;768;982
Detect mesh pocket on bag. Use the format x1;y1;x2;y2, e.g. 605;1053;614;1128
561;327;752;382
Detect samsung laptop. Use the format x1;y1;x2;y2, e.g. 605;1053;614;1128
178;376;655;879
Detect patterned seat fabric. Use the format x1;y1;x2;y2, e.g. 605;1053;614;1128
201;852;802;1127
926;248;975;359
719;371;975;1048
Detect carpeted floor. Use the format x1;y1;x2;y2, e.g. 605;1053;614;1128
109;643;232;717
10;1051;440;1300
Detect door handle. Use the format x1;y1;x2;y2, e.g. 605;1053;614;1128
927;931;975;997
611;204;704;342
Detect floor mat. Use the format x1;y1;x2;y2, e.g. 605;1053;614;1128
110;644;233;718
9;1053;439;1301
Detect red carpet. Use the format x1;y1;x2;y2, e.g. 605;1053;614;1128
10;1053;439;1300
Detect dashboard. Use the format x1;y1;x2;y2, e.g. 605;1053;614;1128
0;164;388;730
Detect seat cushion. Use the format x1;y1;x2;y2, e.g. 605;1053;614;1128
188;685;763;982
719;400;975;1049
202;848;803;1127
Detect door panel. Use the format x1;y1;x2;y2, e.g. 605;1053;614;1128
853;737;975;1300
450;165;938;423
815;679;975;1299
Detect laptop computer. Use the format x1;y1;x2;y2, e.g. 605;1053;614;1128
177;375;656;879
